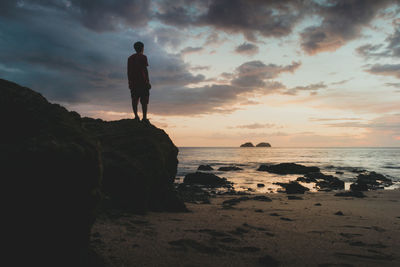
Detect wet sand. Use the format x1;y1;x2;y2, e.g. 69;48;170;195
91;189;400;266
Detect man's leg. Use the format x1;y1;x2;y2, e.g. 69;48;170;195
131;96;140;119
141;94;149;120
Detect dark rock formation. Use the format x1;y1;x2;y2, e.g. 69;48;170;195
240;142;254;147
1;79;185;265
296;172;344;190
256;142;271;147
83;118;186;213
198;164;214;171
274;181;310;194
184;172;233;187
218;166;243;171
257;183;265;187
350;171;392;191
176;184;211;204
258;163;320;175
1;79;102;266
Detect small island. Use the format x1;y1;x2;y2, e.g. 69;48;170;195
256;142;271;147
240;142;271;147
240;142;254;147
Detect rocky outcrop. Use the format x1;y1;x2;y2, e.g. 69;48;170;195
83;118;185;213
198;164;214;171
1;79;185;265
258;163;320;175
240;142;254;147
297;172;344;191
184;172;233;187
218;166;243;171
1;79;102;266
350;171;392;191
274;181;310;194
256;142;271;147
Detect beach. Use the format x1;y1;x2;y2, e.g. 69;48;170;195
91;189;400;266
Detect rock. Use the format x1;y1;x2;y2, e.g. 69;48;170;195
336;171;344;175
240;142;254;147
314;203;322;206
218;166;243;171
1;79;102;265
287;196;303;200
176;184;211;204
256;142;271;147
274;181;310;194
335;191;366;198
258;163;320;175
252;195;272;202
259;254;280;267
259;255;280;267
83;117;187;213
184;172;232;187
257;183;265;187
297;172;344;190
349;171;392;191
335;211;344;216
197;164;214;171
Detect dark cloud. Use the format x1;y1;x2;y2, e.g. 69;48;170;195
0;0;151;31
300;0;397;55
365;64;400;79
234;42;259;56
284;82;326;95
385;82;400;88
231;61;300;89
309;117;361;122
357;21;400;59
330;79;352;85
180;46;204;55
156;0;306;41
150;60;299;115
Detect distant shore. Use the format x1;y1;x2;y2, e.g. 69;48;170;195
91;189;400;266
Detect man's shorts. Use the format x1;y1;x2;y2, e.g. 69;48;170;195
130;87;150;104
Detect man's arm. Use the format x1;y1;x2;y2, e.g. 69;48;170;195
127;58;133;89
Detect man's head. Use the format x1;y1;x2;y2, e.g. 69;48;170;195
134;41;144;53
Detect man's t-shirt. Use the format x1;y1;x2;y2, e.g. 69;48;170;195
127;53;149;89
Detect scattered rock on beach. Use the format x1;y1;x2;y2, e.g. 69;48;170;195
218;166;243;171
176;184;211;204
258;163;320;175
184;172;233;188
335;211;344;216
350;171;392;191
274;181;310;194
257;183;265;187
197;164;213;171
240;142;254;147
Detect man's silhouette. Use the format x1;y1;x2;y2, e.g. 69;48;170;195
127;41;151;124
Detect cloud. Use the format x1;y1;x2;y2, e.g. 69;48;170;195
234;42;259;56
386;82;400;88
1;0;152;31
180;46;204;55
300;0;396;55
309;117;361;122
356;22;400;59
284;82;327;95
155;0;306;41
365;64;400;79
230;123;276;129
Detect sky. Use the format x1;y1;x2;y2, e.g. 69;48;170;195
1;0;400;147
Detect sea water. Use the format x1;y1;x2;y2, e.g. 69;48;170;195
176;147;400;193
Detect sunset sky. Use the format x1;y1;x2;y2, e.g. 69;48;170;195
1;0;400;147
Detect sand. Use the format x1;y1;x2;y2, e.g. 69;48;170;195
91;189;400;266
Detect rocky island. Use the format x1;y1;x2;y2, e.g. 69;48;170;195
240;142;271;147
240;142;254;147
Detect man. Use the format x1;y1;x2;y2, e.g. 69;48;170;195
127;41;151;124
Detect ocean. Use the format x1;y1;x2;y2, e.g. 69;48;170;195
176;147;400;193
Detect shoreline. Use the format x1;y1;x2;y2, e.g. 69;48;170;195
91;189;400;266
